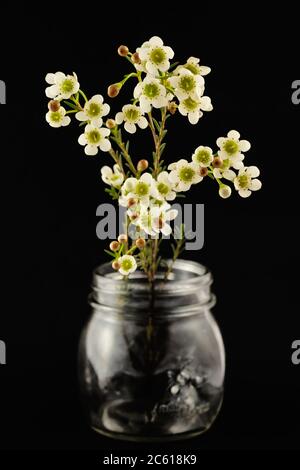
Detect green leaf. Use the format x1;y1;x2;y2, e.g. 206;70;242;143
63;100;78;110
104;249;116;258
125;141;130;153
153;118;161;134
169;61;180;70
160;143;166;156
161;130;168;140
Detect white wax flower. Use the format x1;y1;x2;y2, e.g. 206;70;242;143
76;95;110;127
217;130;251;170
115;104;148;134
234;166;262;198
78;124;111;155
101;164;124;187
168;159;203;191
45;106;70;128
45;72;79;100
137;36;174;76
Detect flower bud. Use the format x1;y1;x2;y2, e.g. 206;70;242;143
137;159;149;172
129;213;139;221
112;260;121;270
107;83;121;98
106;119;116;129
212;157;223;168
127;197;137;208
199;167;208;177
219;185;232;199
158;217;163;229
136;238;146;249
118;45;129;57
118;233;128;244
168;101;177;115
48;100;60;112
132;52;141;64
109;241;120;251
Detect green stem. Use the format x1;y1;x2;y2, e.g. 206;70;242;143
78;89;88;103
109;149;126;178
113;134;137;176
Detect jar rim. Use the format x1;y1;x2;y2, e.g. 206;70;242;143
92;259;212;296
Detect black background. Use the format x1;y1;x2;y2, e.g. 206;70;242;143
0;4;299;453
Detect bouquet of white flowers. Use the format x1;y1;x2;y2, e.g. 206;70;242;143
45;36;261;281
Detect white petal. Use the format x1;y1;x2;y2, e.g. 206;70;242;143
49;120;61;128
85;145;98;156
140;96;152;113
100;128;110;138
92;94;103;104
216;137;225;148
99;139;111;152
146;61;159;76
85;124;93;133
164;46;174;59
62;116;71;126
161;224;172;236
228;130;240;140
232;160;244;170
152;96;168;109
137;116;148;129
78;134;87;145
119;268;128;276
247;166;260;178
168;171;179;183
140;173;153;184
133;83;142;99
238;189;251;198
200;96;212;111
124;122;136;134
45;73;56;84
91;117;103;127
250;179;262;191
193;174;203;184
115;112;124;125
76;111;87;122
54;71;66;82
45;85;58;98
159;60;170;72
239;139;251;152
213;168;222;179
166;191;176;201
149;36;163;46
101;166;113;176
102;103;110;116
139;48;150;61
165;209;178;221
223;169;236;181
177;182;191;192
188;111;200;124
200;66;211;76
178;103;188;116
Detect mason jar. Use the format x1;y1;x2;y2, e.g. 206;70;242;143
78;259;225;441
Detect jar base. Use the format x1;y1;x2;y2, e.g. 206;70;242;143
91;422;214;442
89;394;223;442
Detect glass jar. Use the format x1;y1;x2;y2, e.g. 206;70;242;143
79;259;225;441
